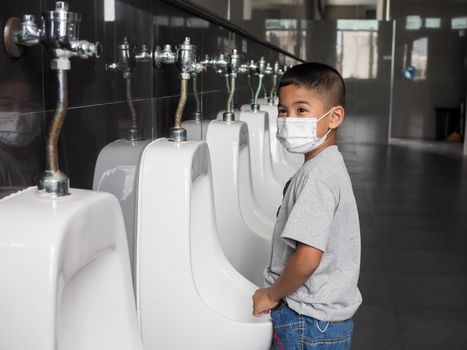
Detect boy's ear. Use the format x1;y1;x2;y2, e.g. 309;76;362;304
329;106;345;129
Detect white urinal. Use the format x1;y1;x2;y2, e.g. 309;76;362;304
259;103;303;175
242;103;303;173
93;138;151;278
181;119;209;140
135;138;272;350
237;108;284;220
206;120;274;286
0;188;143;350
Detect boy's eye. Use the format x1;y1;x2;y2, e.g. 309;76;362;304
278;109;287;115
297;108;308;113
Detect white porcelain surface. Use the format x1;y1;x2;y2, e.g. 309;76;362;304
181;119;210;140
238;109;284;220
242;103;304;173
206;120;274;286
135;138;272;350
0;187;143;350
93;138;151;277
259;103;303;176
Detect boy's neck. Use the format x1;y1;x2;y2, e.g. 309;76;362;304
304;133;337;163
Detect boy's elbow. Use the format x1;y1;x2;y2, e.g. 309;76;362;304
294;243;323;276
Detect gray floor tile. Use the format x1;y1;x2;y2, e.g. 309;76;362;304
398;307;467;350
352;305;403;350
341;141;467;349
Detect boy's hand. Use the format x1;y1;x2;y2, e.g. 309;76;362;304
252;288;279;317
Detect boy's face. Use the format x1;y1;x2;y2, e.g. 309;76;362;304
277;84;344;139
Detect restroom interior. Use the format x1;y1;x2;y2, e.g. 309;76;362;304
1;0;467;349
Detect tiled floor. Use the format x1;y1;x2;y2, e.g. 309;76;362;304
339;141;467;350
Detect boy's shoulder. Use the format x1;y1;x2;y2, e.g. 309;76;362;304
301;146;347;187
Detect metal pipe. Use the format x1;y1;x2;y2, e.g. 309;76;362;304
225;74;231;93
248;72;254;103
125;77;138;130
193;74;201;115
175;78;188;129
226;74;236;113
269;74;277;103
254;74;263;105
47;69;68;172
262;82;268;98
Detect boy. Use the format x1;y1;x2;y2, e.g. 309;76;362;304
252;62;362;350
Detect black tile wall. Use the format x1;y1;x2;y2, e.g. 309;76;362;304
0;0;301;195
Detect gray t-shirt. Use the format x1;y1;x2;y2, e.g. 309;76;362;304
264;145;362;321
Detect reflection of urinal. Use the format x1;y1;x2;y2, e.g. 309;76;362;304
93;138;151;277
181;119;210;140
0;188;143;350
238;109;283;220
135;139;272;350
206;120;274;286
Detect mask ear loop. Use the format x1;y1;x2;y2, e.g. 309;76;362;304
316;106;337;137
316;106;337;122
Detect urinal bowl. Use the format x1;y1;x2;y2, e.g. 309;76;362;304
241;103;303;173
0;188;142;350
238;109;284;220
258;103;303;174
93;138;151;279
206;120;274;286
135;138;272;350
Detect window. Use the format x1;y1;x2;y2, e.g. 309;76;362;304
336;20;379;79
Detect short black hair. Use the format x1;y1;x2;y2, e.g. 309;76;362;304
279;62;345;108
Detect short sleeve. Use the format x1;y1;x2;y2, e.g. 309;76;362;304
280;176;336;252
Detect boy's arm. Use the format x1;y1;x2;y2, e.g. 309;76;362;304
253;243;322;316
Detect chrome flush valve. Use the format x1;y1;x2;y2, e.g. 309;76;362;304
4;1;101;60
106;37;151;141
251;57;268;111
222;49;243;122
157;37;203;142
4;2;101;198
269;61;284;103
106;37;152;78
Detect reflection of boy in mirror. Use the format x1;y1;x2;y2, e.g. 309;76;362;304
0;62;43;192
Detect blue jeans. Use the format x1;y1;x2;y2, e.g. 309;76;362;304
270;300;353;350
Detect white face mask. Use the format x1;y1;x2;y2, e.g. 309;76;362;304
276;107;336;154
0;112;41;147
